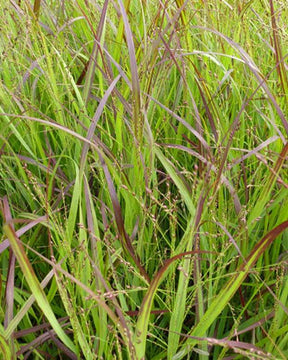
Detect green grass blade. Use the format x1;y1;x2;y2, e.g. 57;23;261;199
154;147;195;216
134;250;213;359
3;224;76;354
174;221;288;358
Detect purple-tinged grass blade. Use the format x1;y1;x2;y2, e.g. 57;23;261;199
145;93;211;153
84;178;97;261
158;33;203;140
2;197;15;328
2;197;16;358
269;0;288;97
5;257;66;339
159;143;242;215
98;151;150;283
228;135;279;168
14;317;69;339
247;142;288;229
16;324;76;359
1;215;48;254
19;241;135;357
2;224;76;353
192;26;288;135
117;0;142;142
2;153;68;183
157;325;275;359
214;221;245;261
179;332;273;359
174;221;288;359
223;311;275;340
82;0;109;105
80;74;121;175
4;257;16;327
18;55;45;92
134;250;216;359
50;333;78;360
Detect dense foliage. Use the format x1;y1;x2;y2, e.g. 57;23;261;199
0;1;288;359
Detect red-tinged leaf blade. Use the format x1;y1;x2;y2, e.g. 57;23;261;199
3;224;76;354
98;151;150;283
82;0;109;104
174;220;288;359
2;197;15;330
1;215;48;254
134;250;216;359
117;0;142;140
80;74;121;174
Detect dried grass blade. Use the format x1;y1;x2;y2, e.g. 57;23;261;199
33;0;41;20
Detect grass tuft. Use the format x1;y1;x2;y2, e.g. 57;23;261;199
1;1;287;359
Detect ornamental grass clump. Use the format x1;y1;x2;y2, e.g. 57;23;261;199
0;1;287;359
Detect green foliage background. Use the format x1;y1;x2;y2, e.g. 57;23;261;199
0;1;288;359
